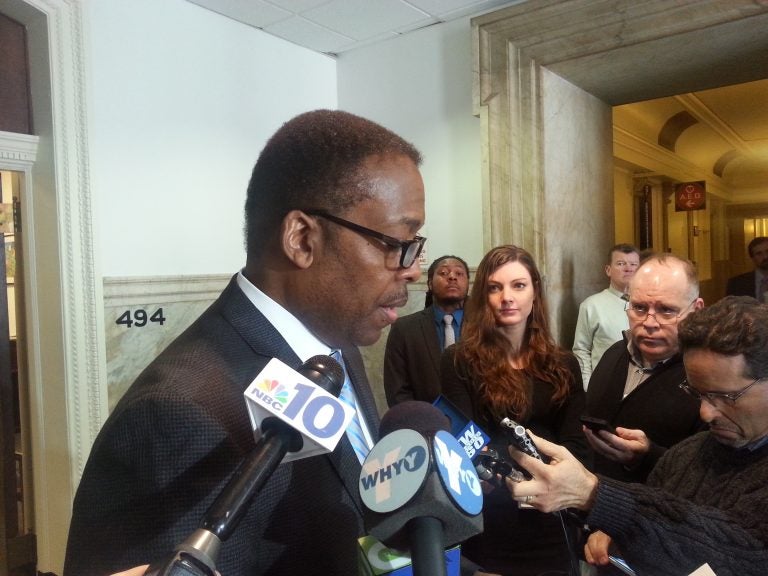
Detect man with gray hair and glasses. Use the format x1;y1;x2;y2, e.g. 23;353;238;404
583;254;704;485
504;295;768;576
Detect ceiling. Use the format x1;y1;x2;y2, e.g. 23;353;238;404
185;0;521;55
614;79;768;200
187;0;768;202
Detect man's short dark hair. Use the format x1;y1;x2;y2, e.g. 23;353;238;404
425;255;469;308
678;295;768;380
748;236;768;257
244;109;422;259
607;243;639;264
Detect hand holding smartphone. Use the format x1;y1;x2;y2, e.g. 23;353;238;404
580;415;617;436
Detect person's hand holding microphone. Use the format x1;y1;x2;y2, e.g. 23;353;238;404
503;429;598;513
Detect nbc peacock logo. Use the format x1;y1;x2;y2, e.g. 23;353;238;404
253;378;290;411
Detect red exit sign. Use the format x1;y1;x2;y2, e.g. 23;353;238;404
675;181;706;212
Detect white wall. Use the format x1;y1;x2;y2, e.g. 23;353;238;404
337;17;485;266
87;0;337;277
89;2;486;274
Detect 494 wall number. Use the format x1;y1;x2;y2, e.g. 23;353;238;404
116;308;166;328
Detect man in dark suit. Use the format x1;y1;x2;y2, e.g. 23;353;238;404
63;110;427;576
384;255;469;405
726;236;768;301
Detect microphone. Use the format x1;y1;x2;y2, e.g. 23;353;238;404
144;355;346;576
359;401;483;576
244;355;351;463
432;395;490;460
433;395;526;486
500;417;543;461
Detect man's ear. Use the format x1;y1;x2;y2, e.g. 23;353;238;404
280;210;321;270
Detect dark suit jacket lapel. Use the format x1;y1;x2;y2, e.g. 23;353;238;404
219;276;377;515
419;307;443;376
218;276;301;366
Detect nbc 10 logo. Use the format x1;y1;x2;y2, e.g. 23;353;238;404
246;358;350;443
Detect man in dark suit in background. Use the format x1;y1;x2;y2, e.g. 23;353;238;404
384;255;469;405
726;236;768;302
63;110;427;576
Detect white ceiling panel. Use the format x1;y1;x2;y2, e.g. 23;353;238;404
265;15;356;54
302;0;430;41
186;0;290;28
185;0;518;55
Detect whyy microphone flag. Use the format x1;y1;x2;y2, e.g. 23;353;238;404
244;358;354;462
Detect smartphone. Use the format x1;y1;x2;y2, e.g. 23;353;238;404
580;415;617;435
608;555;637;576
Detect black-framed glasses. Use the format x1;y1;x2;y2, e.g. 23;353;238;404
305;210;426;269
624;298;696;325
678;377;767;408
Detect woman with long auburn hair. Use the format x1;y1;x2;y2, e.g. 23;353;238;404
441;245;590;576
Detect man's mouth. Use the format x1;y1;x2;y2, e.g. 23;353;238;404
381;306;399;324
708;423;740;443
639;337;664;348
380;293;409;323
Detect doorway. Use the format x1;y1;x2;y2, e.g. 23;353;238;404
0;1;103;571
472;0;768;343
612;78;768;303
0;169;35;575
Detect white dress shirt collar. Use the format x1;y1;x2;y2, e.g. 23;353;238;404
236;270;332;361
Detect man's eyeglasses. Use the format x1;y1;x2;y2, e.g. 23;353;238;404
305;210;426;269
679;377;767;408
624;299;696;325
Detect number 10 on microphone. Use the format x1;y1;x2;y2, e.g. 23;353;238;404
244;358;354;461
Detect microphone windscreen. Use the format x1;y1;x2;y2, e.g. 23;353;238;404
363;402;484;550
379;401;451;439
297;354;344;397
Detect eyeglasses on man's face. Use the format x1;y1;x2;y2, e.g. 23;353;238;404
624;299;696;325
305;210;426;269
678;376;767;408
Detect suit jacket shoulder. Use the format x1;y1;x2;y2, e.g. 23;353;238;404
384;307;443;405
65;277;373;576
726;271;756;297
